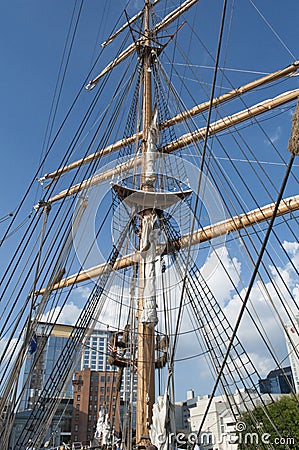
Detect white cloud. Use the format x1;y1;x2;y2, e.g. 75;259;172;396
0;336;23;376
283;240;299;257
247;352;276;375
74;285;92;300
200;246;242;306
221;240;299;379
41;302;82;325
175;240;299;398
264;125;282;145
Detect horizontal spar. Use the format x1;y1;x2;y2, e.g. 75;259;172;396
85;0;199;90
162;89;299;153
46;89;299;205
101;0;162;48
42;62;299;181
162;61;299;128
35;195;299;294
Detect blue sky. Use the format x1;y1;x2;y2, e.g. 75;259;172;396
0;0;299;402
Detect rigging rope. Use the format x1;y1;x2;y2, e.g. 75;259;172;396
12;225;131;448
37;0;85;188
157;54;299;295
167;0;228;389
164;219;289;448
196;150;296;439
248;0;296;60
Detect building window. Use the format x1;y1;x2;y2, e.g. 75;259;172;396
90;395;93;401
100;387;104;392
100;396;104;402
101;376;105;382
74;424;79;432
95;375;99;382
94;404;97;411
79;375;82;381
78;385;81;392
94;415;97;421
76;404;80;411
75;414;79;422
77;395;80;401
88;414;92;421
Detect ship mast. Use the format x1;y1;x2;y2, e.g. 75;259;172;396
136;0;155;446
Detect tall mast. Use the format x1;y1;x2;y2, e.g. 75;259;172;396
141;0;153;165
136;0;156;446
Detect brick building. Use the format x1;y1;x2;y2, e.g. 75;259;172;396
71;368;120;445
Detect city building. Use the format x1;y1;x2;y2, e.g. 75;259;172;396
71;368;120;446
9;399;73;449
20;324;115;411
175;401;191;432
81;328;135;400
185;389;282;450
81;329;111;372
19;323;130;445
20;322;81;411
259;366;294;394
175;389;196;433
284;316;299;393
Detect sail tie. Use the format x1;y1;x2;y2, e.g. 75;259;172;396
288;97;299;155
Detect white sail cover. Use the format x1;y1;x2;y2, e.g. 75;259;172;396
149;391;176;449
140;212;159;327
102;413;112;445
94;407;105;440
144;109;158;185
94;408;111;445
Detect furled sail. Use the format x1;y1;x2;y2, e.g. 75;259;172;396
140;212;159;327
149;391;176;449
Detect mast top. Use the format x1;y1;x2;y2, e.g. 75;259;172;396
85;0;199;90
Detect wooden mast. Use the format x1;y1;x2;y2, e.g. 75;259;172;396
136;0;156;446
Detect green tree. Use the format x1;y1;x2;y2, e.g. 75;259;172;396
238;395;299;449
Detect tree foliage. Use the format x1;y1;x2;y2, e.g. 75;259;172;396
238;395;299;449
